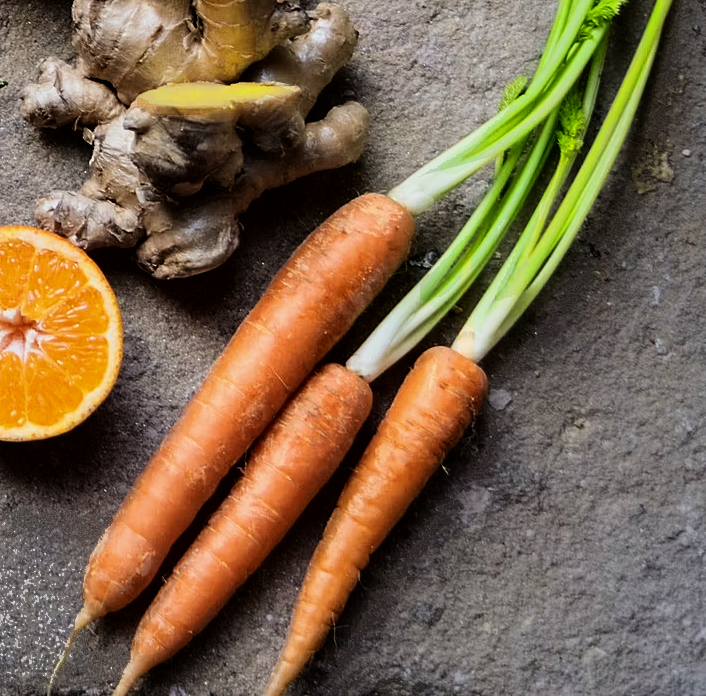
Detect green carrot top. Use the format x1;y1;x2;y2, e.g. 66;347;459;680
348;0;672;380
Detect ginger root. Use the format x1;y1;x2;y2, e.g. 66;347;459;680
72;0;309;104
21;2;368;279
135;100;368;279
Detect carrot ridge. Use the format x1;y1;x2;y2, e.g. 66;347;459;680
80;193;414;623
113;363;374;693
264;346;487;696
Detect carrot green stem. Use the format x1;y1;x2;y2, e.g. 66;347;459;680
348;110;558;381
349;0;670;382
387;0;620;215
452;0;673;362
348;4;616;382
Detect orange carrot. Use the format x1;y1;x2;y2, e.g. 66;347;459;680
263;346;487;696
112;363;372;696
51;193;414;679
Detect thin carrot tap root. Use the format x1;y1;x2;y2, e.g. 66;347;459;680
264;346;487;696
47;602;102;695
111;363;373;696
47;193;413;688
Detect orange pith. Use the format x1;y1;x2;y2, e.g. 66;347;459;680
0;226;123;441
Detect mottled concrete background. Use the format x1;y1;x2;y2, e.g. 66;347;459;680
1;1;704;695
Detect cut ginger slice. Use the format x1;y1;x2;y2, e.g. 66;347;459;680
0;226;123;441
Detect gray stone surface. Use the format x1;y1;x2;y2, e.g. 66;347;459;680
1;1;704;695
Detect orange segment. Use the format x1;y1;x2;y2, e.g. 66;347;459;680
41;285;111;335
23;247;90;320
25;352;85;427
0;225;123;441
0;353;25;429
0;238;35;309
40;335;110;393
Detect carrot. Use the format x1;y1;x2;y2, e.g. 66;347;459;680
111;363;373;696
81;192;412;617
49;192;414;688
263;0;672;688
263;346;487;696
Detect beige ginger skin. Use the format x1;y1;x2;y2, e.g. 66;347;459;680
21;2;369;278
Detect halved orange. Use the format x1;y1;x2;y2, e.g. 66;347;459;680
0;225;123;441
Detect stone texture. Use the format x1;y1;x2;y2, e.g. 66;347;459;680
1;0;705;695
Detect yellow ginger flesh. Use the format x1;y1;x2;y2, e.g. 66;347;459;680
132;82;301;116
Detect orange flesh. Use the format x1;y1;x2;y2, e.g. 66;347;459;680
0;230;120;438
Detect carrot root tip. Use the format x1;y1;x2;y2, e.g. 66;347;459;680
47;625;81;695
112;660;144;696
263;660;299;696
47;603;102;696
74;602;101;632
